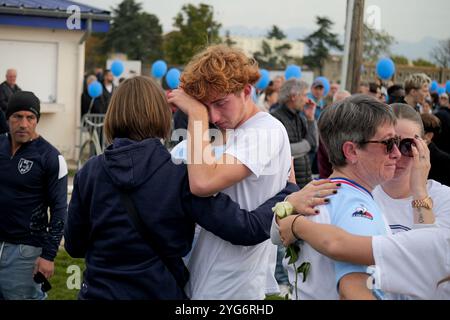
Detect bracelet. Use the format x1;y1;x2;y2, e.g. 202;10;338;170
291;215;304;241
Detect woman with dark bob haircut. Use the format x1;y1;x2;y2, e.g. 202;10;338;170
64;76;333;300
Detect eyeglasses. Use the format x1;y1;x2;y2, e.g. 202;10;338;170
361;137;415;157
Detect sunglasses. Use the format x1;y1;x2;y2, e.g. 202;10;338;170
361;137;415;157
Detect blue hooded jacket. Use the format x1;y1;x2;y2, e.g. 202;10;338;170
65;138;297;300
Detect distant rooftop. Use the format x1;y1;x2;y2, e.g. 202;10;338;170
0;0;110;32
0;0;109;15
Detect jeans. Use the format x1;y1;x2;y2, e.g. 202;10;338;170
0;242;46;300
275;245;289;285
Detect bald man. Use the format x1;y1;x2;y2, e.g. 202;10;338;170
0;69;21;113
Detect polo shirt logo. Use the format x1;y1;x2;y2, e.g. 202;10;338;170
352;206;374;220
18;158;34;175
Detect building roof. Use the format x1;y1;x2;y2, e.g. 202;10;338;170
0;0;110;32
0;0;108;15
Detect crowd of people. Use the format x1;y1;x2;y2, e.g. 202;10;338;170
1;44;449;300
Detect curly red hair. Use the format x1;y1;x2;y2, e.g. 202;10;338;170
181;45;260;101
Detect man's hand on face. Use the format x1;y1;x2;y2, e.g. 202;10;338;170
167;89;206;116
304;99;317;121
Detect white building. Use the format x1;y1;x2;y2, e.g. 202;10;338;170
0;0;110;163
230;35;305;59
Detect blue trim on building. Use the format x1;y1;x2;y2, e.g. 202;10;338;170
0;13;109;32
0;0;109;15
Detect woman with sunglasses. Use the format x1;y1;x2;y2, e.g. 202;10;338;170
278;103;450;299
372;103;450;298
272;94;403;300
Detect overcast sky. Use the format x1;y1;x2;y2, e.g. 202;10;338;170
78;0;450;43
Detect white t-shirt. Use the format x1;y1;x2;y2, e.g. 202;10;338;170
373;180;450;299
271;178;391;300
186;112;292;300
372;226;450;300
373;180;450;232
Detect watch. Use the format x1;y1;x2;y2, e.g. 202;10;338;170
411;196;433;210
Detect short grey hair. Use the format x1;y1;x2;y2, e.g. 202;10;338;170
319;94;396;168
278;79;309;105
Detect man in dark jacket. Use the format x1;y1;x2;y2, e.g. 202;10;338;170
0;69;21;113
271;79;318;188
0;91;67;300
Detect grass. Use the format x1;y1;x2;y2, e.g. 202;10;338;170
47;249;85;300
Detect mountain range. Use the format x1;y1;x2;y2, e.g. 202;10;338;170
223;26;440;61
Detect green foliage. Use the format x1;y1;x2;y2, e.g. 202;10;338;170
267;25;287;40
302;16;343;75
363;24;395;63
285;243;300;265
254;25;293;70
412;58;436;68
102;0;163;64
164;3;222;65
391;55;409;65
297;262;311;283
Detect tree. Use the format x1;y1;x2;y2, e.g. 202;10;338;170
363;24;395;63
254;25;293;70
224;30;236;47
412;58;435;68
102;0;163;64
85;34;108;72
431;39;450;69
391;55;409;66
267;25;286;40
302;16;343;75
164;3;222;65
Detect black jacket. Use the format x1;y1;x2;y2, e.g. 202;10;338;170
428;142;450;187
271;104;317;188
65;138;297;300
0;109;8;134
434;107;450;154
0;81;21;113
0;135;67;261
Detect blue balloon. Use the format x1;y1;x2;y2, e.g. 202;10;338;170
437;87;446;95
255;69;270;90
165;68;181;89
446;80;450;93
376;58;396;80
430;80;439;92
285;65;302;80
151;60;168;79
315;76;331;96
88;81;103;98
110;60;124;77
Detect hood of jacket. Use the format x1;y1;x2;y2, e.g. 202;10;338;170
101;138;170;190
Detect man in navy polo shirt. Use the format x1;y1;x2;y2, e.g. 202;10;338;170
0;91;67;300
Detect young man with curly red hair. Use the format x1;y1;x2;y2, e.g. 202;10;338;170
168;45;294;300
